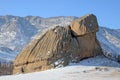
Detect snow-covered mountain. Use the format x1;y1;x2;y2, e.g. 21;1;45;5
0;15;38;52
0;15;120;63
97;27;120;62
0;47;15;62
25;16;77;29
0;15;38;62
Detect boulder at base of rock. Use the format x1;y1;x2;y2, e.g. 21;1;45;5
13;14;102;74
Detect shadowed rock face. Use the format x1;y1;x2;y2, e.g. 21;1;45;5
13;14;102;74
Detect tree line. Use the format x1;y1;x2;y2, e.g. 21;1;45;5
0;61;13;75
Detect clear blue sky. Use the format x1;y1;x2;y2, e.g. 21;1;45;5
0;0;120;29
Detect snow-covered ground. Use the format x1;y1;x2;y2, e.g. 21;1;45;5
0;55;120;80
1;66;120;80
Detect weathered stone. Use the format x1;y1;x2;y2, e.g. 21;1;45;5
71;14;99;36
13;14;102;74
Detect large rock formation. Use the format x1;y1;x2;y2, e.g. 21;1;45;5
13;14;102;74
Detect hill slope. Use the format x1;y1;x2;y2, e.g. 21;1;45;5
97;27;120;62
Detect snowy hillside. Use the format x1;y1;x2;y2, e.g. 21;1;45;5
25;16;77;29
0;55;120;80
0;15;38;52
0;15;38;62
0;47;15;62
97;27;120;62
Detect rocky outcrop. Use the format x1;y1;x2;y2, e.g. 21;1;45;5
71;14;98;36
13;14;102;74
